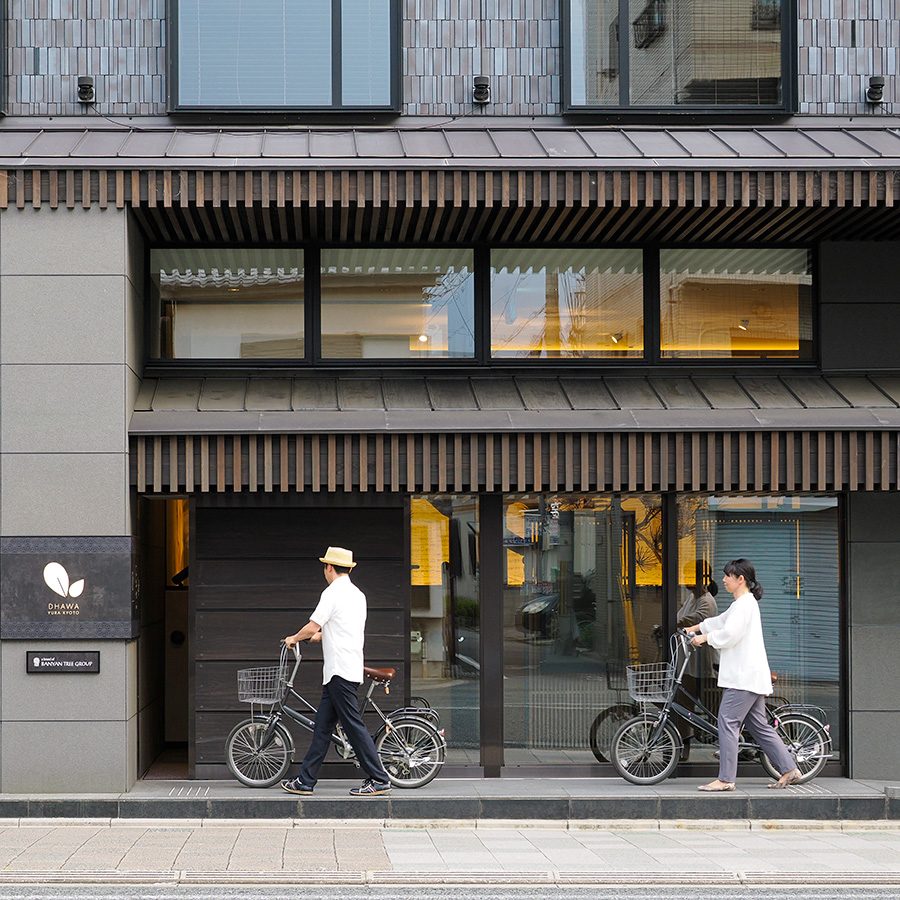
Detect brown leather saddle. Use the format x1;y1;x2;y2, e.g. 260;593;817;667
364;665;396;684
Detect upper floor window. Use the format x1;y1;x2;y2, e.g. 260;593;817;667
172;0;399;111
564;0;794;113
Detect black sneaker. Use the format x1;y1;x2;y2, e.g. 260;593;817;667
281;778;313;795
349;779;391;796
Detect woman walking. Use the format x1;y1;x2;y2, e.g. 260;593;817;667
683;558;801;792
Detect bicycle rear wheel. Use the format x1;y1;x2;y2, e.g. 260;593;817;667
610;714;681;785
376;717;445;788
226;718;292;788
759;713;830;784
589;703;637;764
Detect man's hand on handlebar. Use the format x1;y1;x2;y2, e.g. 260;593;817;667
283;620;322;649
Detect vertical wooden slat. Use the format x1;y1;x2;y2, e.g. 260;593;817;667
596;433;605;490
627;433;637;491
548;434;558;492
263;435;273;492
533;434;543;491
833;432;843;491
217;435;226;491
152;437;162;492
392;434;401;492
881;432;890;490
721;433;731;491
706;433;716;491
612;434;622;491
421;434;430;492
247;436;257;492
359;435;368;492
659;434;669;491
848;432;858;490
738;433;748;491
467;434;478;491
185;436;194;490
279;435;288;491
754;433;763;490
692;433;701;491
645;433;654;490
375;435;385;491
295;435;305;492
564;433;574;491
407;434;417;489
200;436;209;492
675;433;684;491
785;433;795;490
232;436;242;490
136;437;146;492
581;434;590;491
801;432;811;490
817;432;827;490
769;432;780;491
500;434;510;492
169;436;179;491
327;435;336;492
439;435;448;492
864;431;874;491
344;435;353;491
311;436;321;492
518;434;527;491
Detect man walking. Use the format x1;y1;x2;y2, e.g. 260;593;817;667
281;547;392;796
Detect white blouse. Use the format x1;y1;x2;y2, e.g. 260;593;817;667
699;591;773;696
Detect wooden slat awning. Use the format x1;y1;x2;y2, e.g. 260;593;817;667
130;430;899;494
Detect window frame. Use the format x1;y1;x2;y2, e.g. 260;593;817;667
167;0;402;114
560;0;798;117
144;240;818;371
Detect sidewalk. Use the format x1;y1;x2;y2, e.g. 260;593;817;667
0;819;899;886
1;777;897;822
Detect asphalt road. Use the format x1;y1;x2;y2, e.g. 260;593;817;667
0;887;897;900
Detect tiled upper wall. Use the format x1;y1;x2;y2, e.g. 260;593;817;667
3;0;898;117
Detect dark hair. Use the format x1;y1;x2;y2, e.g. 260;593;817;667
723;558;763;600
707;579;719;598
331;564;352;575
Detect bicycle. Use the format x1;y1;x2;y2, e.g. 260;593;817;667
225;643;446;789
609;630;832;785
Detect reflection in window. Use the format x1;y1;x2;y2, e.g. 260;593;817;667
490;249;644;358
677;495;842;762
320;249;475;359
410;496;479;764
660;248;812;359
568;0;785;108
176;0;395;108
150;249;304;359
503;494;662;764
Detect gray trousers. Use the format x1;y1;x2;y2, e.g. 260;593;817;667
718;689;796;783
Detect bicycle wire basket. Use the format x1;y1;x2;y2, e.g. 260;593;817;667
625;661;675;703
236;659;293;704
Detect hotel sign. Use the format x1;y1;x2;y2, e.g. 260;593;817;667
26;651;100;674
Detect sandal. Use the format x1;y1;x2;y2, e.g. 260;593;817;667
768;768;802;789
698;781;736;792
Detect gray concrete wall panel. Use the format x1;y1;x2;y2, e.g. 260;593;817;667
0;208;127;278
1;364;126;453
820;242;900;303
850;625;900;711
1;719;132;792
0;275;127;365
0;640;131;722
849;712;900;780
848;541;898;627
3;2;897;117
820;304;900;373
849;493;900;544
0;453;128;536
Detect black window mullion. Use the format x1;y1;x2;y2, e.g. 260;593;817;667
476;245;491;365
479;493;504;776
308;246;322;364
332;0;343;109
618;0;629;108
644;246;661;364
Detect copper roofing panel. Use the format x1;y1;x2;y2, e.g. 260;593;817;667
736;376;802;408
443;130;500;159
397;130;453;159
649;377;709;409
260;131;311;158
871;376;900;405
844;128;900;156
533;130;594;158
309;130;357;158
712;130;785;158
828;377;898;408
669;131;737;158
604;377;664;409
559;378;617;409
516;378;571;410
782;376;850;408
382;378;431;409
20;130;81;157
625;131;691;158
244;378;293;411
215;132;264;158
337;378;385;410
692;377;756;408
198;378;248;411
427;379;479;409
151;378;202;410
471;378;524;410
167;131;219;158
576;130;643;159
355;130;405;158
291;377;339;410
490;130;546;158
69;130;131;158
117;130;175;157
757;130;832;157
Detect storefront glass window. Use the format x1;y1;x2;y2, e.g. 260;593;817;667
320;249;475;359
410;496;480;764
150;249;304;359
490;249;644;358
660;248;813;359
502;494;663;764
677;495;842;762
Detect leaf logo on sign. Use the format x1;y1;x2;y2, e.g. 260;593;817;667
42;562;85;599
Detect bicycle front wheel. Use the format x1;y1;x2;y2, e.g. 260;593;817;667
589;703;637;764
759;713;830;785
226;718;292;788
610;714;681;785
376;717;445;788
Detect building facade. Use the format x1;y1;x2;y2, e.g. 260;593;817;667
0;0;899;792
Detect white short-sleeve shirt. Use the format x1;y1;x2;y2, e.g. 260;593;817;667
309;575;367;685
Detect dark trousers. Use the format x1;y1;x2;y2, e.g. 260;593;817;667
298;675;390;787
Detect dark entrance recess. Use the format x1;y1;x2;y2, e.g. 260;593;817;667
189;492;405;780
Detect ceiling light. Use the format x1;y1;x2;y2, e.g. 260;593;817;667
610;332;623;344
738;319;750;331
418;334;429;343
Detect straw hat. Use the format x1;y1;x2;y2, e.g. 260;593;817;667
319;546;357;569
